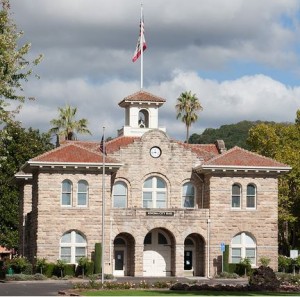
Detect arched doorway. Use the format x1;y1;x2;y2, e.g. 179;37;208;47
184;233;205;276
113;233;135;276
143;228;175;276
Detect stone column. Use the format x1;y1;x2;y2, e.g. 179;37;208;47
175;244;185;277
134;244;144;276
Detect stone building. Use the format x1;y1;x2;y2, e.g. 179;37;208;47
16;90;291;277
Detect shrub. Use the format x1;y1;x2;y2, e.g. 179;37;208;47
55;259;66;277
8;257;32;274
217;271;239;279
33;273;47;280
259;257;271;267
249;266;280;291
278;255;292;273
65;264;75;277
35;258;47;274
44;262;55;278
0;260;5;279
235;258;252;276
94;243;102;274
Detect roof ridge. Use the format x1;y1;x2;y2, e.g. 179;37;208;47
204;145;289;167
31;142;99;161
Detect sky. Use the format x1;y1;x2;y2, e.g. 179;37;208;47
7;0;300;142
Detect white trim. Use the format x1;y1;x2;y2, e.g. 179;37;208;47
195;164;291;173
22;161;123;171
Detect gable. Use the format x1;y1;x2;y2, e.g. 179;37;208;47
196;146;291;173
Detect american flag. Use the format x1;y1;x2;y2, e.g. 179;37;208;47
132;18;147;62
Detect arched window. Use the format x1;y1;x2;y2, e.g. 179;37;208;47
231;232;256;265
143;176;167;208
62;180;72;206
247;184;256;208
138;109;149;128
182;182;195;208
60;230;87;264
77;180;88;206
232;184;241;208
113;181;127;208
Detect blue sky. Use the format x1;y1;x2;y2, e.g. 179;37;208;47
7;0;300;141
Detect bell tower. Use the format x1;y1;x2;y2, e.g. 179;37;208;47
118;90;166;137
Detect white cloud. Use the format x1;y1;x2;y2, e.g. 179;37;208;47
5;0;300;142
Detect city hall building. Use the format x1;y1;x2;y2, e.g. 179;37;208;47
16;90;290;277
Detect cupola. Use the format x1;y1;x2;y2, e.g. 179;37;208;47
118;90;166;136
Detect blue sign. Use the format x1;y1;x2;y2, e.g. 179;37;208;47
220;242;225;252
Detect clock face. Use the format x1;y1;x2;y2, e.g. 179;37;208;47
150;146;161;158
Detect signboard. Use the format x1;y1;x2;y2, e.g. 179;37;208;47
146;211;175;217
220;242;225;253
290;250;298;259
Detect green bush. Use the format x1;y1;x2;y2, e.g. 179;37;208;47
0;260;5;279
44;263;55;278
8;257;32;274
217;271;239;279
228;263;237;273
64;264;75;277
94;243;102;274
278;255;292;273
235;258;252;276
35;258;47;274
76;260;94;277
259;257;271;267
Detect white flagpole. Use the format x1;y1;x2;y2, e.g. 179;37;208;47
101;126;105;283
140;3;143;89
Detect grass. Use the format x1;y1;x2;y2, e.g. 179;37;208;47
81;290;300;296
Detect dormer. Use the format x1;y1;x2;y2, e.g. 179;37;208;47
118;90;166;136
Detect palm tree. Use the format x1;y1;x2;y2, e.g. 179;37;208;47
176;91;203;143
49;104;91;140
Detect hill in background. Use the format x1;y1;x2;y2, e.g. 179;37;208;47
189;120;277;150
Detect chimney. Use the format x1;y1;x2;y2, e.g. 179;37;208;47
215;139;226;154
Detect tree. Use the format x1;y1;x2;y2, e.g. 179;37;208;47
49;104;91;140
176;91;203;143
0;0;42;124
247;110;300;254
0;121;53;248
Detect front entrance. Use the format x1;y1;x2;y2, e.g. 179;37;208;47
113;233;135;276
114;250;125;276
143;228;174;276
184;233;205;276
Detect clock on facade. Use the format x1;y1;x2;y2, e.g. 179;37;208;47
150;146;161;158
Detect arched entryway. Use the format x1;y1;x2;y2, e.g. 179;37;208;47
113;233;135;276
143;228;175;276
184;233;205;276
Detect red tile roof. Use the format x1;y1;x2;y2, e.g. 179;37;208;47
31;143;117;163
175;142;219;161
203;146;289;168
118;90;166;107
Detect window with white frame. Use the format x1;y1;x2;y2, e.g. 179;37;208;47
182;182;195;208
60;230;87;264
77;180;88;206
246;184;256;208
231;184;241;208
113;181;127;208
61;180;72;206
143;176;167;208
231;232;256;265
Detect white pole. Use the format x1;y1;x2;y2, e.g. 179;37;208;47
207;218;211;278
140;3;143;89
101;126;105;283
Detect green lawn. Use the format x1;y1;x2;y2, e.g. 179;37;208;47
81;290;300;296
